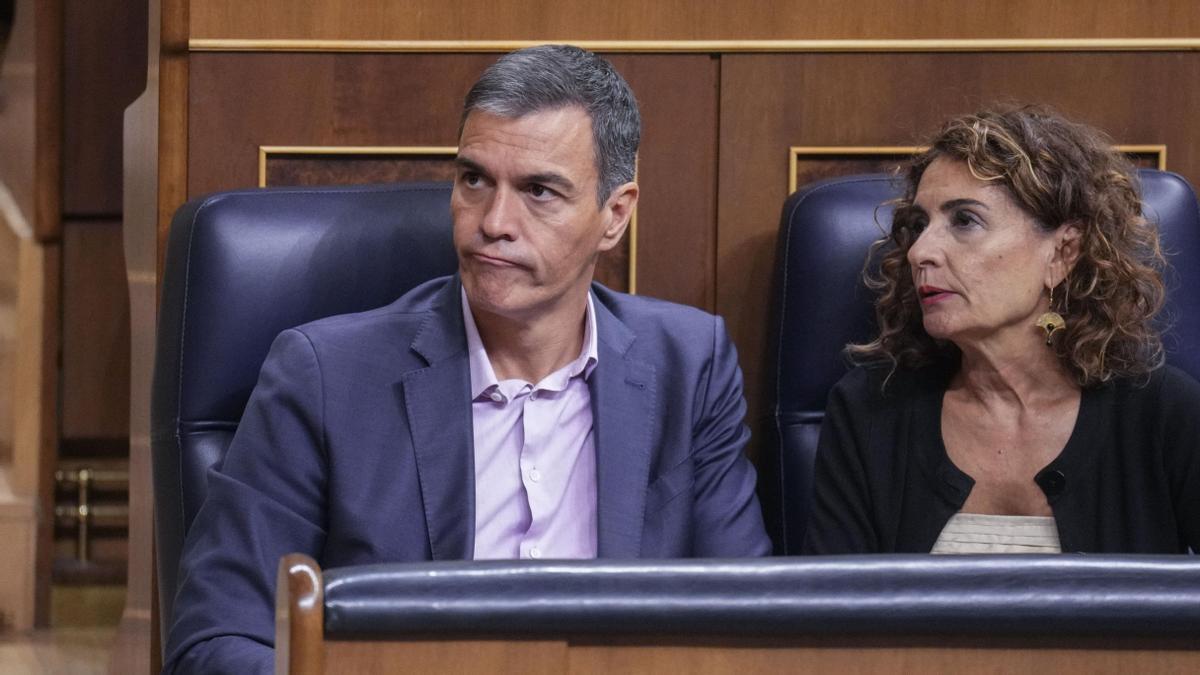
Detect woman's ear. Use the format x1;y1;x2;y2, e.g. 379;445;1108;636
1053;221;1084;279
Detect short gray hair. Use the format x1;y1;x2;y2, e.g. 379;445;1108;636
460;44;641;207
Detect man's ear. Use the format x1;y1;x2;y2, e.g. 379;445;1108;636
597;181;638;252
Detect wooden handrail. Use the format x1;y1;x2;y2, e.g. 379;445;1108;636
275;553;325;675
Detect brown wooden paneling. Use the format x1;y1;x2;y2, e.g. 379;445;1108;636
187;52;717;307
608;54;719;310
567;642;1200;673
189;0;1200;41
62;0;148;217
717;51;1200;451
264;154;458;186
788;147;1164;194
61;220;130;440
115;0;177;669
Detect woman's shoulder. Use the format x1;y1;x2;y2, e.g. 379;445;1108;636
1107;363;1200;403
1096;365;1200;433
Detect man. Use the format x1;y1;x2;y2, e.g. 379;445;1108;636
164;44;769;673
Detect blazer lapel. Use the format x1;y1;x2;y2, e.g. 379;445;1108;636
401;280;475;560
591;297;657;558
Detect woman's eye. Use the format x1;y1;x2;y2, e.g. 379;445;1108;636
951;210;978;228
910;215;929;234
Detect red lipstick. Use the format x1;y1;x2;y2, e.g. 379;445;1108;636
917;285;954;305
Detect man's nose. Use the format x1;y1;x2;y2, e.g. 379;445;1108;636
480;187;520;241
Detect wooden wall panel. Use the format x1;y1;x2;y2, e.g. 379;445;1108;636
717;51;1200;446
187;52;718;308
188;0;1200;41
61;220;130;440
62;0;148;216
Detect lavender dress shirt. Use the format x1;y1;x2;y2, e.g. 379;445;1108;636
462;288;599;559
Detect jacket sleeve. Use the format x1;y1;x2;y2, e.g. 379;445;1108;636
802;369;881;554
163;329;330;674
688;314;772;557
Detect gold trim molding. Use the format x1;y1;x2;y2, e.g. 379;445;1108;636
192;38;1200;54
257;145;638;293
788;144;1168;194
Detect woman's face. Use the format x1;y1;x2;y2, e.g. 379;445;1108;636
906;157;1062;349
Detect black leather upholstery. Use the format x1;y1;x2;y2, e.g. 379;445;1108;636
763;170;1200;554
151;182;457;641
322;556;1200;637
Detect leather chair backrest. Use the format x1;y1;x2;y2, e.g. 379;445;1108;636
151;182;457;637
763;169;1200;553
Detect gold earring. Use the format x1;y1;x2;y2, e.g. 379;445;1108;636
1035;285;1066;346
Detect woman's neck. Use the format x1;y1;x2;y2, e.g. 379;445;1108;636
952;337;1078;411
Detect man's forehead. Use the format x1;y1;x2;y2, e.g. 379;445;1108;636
457;107;597;175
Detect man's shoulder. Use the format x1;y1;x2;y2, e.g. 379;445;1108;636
284;276;456;357
591;283;717;332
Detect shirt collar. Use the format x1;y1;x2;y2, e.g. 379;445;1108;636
461;287;599;399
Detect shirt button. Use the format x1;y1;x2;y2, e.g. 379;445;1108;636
529;547;542;559
1036;469;1067;497
489;391;503;403
529;390;538;401
529;468;541;483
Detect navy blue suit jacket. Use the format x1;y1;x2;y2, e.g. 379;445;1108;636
164;276;770;673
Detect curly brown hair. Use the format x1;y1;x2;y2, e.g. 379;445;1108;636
849;105;1167;386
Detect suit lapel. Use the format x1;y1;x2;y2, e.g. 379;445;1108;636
402;280;475;560
591;297;657;558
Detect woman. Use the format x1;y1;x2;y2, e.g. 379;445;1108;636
802;105;1200;554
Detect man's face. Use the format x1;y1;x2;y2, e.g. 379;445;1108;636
452;106;634;324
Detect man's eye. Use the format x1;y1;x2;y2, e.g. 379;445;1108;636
527;184;555;200
460;171;482;186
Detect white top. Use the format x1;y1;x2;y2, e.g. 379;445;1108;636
930;513;1062;554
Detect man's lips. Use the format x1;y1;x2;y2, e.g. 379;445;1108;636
917;285;955;305
469;251;525;269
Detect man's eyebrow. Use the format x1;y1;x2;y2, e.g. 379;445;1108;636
523;171;575;192
454;157;487;174
940;198;989;211
452;158;575;193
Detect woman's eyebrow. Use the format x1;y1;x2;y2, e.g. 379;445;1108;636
940;198;989;211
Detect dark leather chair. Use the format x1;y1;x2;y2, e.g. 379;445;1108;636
763;169;1200;554
150;182;458;644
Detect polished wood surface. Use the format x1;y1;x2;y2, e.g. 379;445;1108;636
566;641;1200;674
189;0;1200;41
324;641;568;674
63;0;148;217
716;50;1200;449
32;0;61;244
276;554;323;675
304;635;1200;674
12;239;61;628
112;0;174;670
61;222;130;440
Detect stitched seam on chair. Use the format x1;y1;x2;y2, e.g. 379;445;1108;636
175;194;226;528
774;175;890;554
